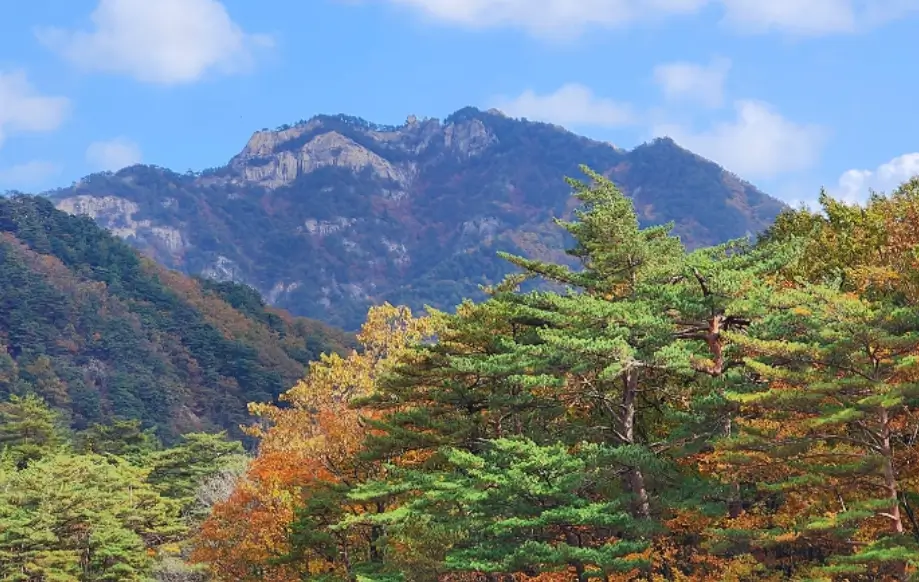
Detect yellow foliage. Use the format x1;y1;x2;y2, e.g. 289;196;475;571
193;304;440;581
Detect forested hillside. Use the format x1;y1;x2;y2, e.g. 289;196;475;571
7;166;919;581
0;194;352;441
187;170;919;581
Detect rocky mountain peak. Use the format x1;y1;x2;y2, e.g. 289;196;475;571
239;119;324;159
47;106;787;329
226;109;498;190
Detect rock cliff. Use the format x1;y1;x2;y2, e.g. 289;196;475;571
46;107;786;329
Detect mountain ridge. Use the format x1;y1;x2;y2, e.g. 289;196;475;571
44;106;787;329
0;194;352;441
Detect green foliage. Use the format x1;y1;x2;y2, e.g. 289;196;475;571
355;298;562;462
0;452;183;581
0;393;67;468
721;283;919;577
335;167;775;579
0;194;352;441
147;432;247;517
0;393;248;581
764;188;888;290
75;418;161;461
351;439;651;581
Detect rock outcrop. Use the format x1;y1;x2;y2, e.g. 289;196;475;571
47;107;786;330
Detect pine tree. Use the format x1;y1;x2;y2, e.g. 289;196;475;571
355;297;564;462
75;418;161;462
147;431;246;517
349;438;651;581
0;393;67;468
344;167;743;578
494;167;691;522
719;282;919;579
0;452;183;581
648;237;799;527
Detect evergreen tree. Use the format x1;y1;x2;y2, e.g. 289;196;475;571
75;418;162;462
718;283;919;579
147;432;247;517
349;438;651;581
0;452;183;581
494;167;690;522
346;167;723;578
355;298;563;461
0;393;67;468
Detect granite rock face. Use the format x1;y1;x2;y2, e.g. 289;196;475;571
48;107;785;329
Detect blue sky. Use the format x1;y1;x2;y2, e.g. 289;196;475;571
0;0;916;206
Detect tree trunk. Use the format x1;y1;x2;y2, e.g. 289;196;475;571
881;410;905;534
565;530;589;582
339;535;357;582
622;368;651;518
723;413;743;518
370;501;385;563
880;408;908;579
703;314;743;518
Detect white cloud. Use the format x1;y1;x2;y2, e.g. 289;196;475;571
0;161;63;190
376;0;707;38
652;100;828;179
653;57;731;108
86;138;142;171
491;84;637;128
720;0;919;35
0;71;70;149
364;0;918;37
718;0;857;34
832;153;919;204
37;0;273;85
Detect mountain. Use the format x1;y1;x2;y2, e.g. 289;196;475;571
0;194;353;441
47;107;786;330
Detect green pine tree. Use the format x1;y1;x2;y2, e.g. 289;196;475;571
146;431;247;517
0;452;183;581
348;438;652;581
719;282;919;580
75;418;162;462
0;393;67;468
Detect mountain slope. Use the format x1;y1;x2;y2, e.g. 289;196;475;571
48;107;786;329
0;195;353;441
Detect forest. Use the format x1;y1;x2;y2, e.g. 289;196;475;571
0;194;352;441
5;167;919;581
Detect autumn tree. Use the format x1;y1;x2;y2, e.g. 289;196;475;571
192;304;438;581
765;177;919;303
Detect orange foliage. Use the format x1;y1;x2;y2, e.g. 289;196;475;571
193;451;331;581
192;304;439;581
